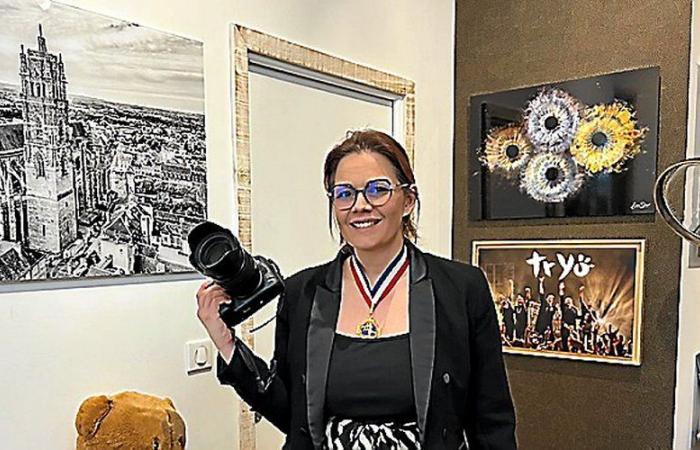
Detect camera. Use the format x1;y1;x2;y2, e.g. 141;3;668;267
187;221;285;328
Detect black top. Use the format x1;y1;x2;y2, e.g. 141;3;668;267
216;242;516;449
325;333;416;422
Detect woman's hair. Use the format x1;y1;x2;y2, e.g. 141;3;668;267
323;129;420;242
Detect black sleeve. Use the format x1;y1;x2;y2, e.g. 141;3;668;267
463;267;517;450
216;289;291;434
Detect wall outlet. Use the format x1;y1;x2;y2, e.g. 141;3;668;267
185;339;214;375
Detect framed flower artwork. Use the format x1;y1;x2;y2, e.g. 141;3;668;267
468;67;659;220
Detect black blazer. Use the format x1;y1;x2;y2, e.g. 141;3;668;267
217;242;516;449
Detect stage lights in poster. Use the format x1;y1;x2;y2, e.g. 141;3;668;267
472;239;644;365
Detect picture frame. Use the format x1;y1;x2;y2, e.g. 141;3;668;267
230;24;416;449
0;1;206;289
468;67;660;221
472;239;644;365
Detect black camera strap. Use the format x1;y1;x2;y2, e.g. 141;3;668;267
234;337;278;395
249;314;277;333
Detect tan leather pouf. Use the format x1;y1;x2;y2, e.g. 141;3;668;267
75;391;186;449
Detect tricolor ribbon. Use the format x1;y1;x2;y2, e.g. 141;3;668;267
349;245;409;311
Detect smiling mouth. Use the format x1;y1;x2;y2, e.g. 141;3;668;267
350;218;382;229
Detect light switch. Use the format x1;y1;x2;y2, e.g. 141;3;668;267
186;339;213;375
194;346;208;366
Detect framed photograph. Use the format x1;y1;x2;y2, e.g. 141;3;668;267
472;239;645;365
0;1;206;286
468;67;660;220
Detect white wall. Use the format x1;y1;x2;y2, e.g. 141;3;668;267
674;2;700;449
0;1;455;449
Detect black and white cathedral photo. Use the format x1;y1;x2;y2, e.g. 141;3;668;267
0;0;207;283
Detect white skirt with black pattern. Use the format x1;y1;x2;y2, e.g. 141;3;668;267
323;416;421;450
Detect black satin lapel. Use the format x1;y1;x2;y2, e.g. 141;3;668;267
306;285;340;448
409;254;435;444
406;240;428;283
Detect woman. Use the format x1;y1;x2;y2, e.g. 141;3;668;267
196;130;516;449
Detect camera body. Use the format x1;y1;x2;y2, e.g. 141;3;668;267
218;255;284;327
188;221;285;328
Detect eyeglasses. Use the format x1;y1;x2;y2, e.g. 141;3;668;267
327;178;411;211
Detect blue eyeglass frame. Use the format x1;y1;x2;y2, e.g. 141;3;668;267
326;178;412;210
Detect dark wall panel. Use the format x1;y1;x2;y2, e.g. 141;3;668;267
453;1;691;448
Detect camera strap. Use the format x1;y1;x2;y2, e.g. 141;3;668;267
249;314;277;333
234;339;277;394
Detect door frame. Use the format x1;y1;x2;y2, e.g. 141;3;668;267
230;23;415;450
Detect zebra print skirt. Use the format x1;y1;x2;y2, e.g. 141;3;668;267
323;416;421;450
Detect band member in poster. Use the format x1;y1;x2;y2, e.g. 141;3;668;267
559;282;579;352
500;292;516;342
513;293;528;343
524;286;539;334
534;275;556;342
577;285;598;352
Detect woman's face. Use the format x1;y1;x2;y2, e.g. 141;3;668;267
332;151;415;254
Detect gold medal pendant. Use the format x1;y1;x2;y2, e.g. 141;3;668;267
348;248;408;340
356;315;381;339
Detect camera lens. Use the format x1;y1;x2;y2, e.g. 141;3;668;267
188;221;262;299
198;232;233;269
187;221;285;328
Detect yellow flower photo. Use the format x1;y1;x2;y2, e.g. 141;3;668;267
570;102;647;174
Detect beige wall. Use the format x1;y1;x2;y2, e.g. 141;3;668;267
0;1;455;448
674;3;700;448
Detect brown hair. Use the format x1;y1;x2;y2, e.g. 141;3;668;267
323;129;420;242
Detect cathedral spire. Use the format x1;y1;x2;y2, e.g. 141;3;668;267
20;22;78;254
37;24;47;53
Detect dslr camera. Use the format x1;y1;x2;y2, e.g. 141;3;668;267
188;221;285;328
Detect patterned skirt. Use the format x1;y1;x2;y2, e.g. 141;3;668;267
323;416;422;450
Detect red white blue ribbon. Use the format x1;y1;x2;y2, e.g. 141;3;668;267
349;245;409;311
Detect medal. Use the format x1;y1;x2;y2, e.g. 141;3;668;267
349;246;409;339
357;315;381;339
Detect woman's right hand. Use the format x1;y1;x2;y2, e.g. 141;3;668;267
196;280;236;362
